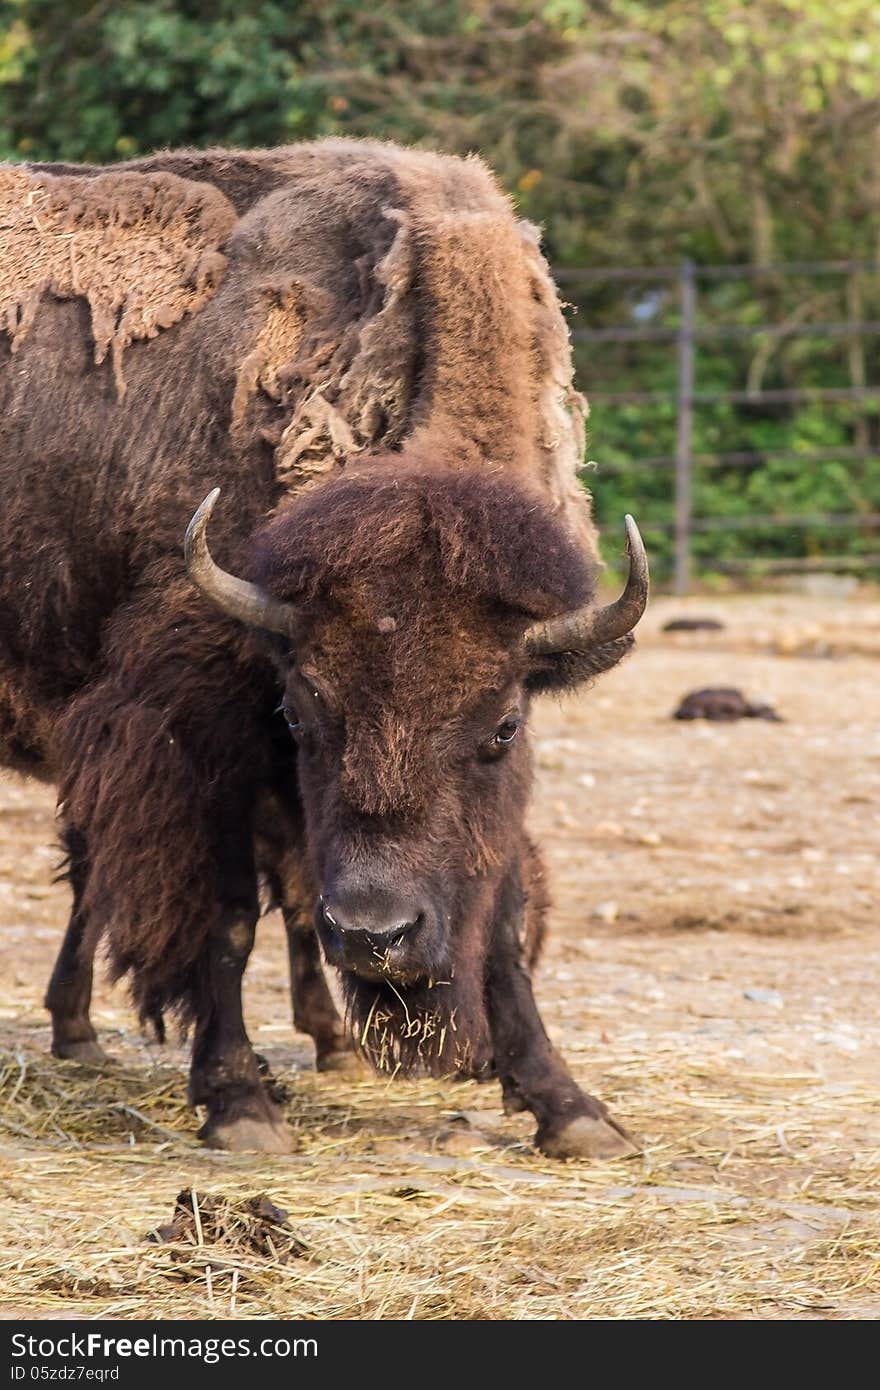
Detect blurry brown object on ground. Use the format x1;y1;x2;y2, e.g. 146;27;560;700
673;687;783;721
662;617;725;632
146;1189;307;1263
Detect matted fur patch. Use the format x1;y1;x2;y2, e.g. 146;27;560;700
272;208;418;491
226;204;418;496
0;165;236;397
231;280;309;427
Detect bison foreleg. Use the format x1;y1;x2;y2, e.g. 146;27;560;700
189;906;294;1154
45;829;106;1064
189;815;293;1154
486;865;639;1161
284;907;359;1073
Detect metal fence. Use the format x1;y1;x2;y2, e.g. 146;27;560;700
558;260;880;593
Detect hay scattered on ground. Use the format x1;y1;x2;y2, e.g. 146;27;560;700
1;1033;877;1320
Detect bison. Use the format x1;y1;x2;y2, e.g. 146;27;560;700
0;139;647;1159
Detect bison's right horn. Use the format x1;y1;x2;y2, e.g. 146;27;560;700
184;489;299;638
525;515;649;656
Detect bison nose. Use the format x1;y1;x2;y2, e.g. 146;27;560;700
320;893;422;946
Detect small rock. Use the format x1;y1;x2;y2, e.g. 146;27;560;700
774;628;801;655
815;1030;860;1053
742;769;786;789
592;820;624;838
743;987;784;1007
593;900;619;924
437;1127;489;1156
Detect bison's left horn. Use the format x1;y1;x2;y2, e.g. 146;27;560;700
525;515;649;656
185;488;299;637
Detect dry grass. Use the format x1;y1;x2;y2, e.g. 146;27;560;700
0;1025;877;1320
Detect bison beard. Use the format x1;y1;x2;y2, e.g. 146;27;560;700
347;967;492;1078
1;138;647;1161
344;836;547;1077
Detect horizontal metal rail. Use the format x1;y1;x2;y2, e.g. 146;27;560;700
584;445;880;473
556;259;880;284
586;386;880;407
712;553;880;572
629;551;880;576
632;512;880;535
572;320;880;344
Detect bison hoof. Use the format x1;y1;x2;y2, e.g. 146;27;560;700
199;1108;295;1155
538;1114;641;1162
502;1089;528;1116
52;1038;108;1065
316;1045;363;1075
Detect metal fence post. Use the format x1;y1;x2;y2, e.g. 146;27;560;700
674;259;696;594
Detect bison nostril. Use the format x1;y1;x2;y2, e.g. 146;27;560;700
387;913;424;944
320;897;425;944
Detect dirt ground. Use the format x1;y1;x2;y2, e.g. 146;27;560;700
0;591;877;1320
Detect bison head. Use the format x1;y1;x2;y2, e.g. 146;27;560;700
185;463;646;1068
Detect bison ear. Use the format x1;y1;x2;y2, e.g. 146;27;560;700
525;633;634;695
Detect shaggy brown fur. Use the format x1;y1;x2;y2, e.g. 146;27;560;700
54;585;275;1020
1;138;635;1155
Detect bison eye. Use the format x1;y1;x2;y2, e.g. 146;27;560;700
282;704;303;738
478;716;521;762
492;719;521;747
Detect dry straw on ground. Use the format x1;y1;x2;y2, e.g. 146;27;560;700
0;1027;877;1320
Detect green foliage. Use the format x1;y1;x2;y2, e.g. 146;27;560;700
575;266;880;578
2;0;879;580
0;2;312;160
